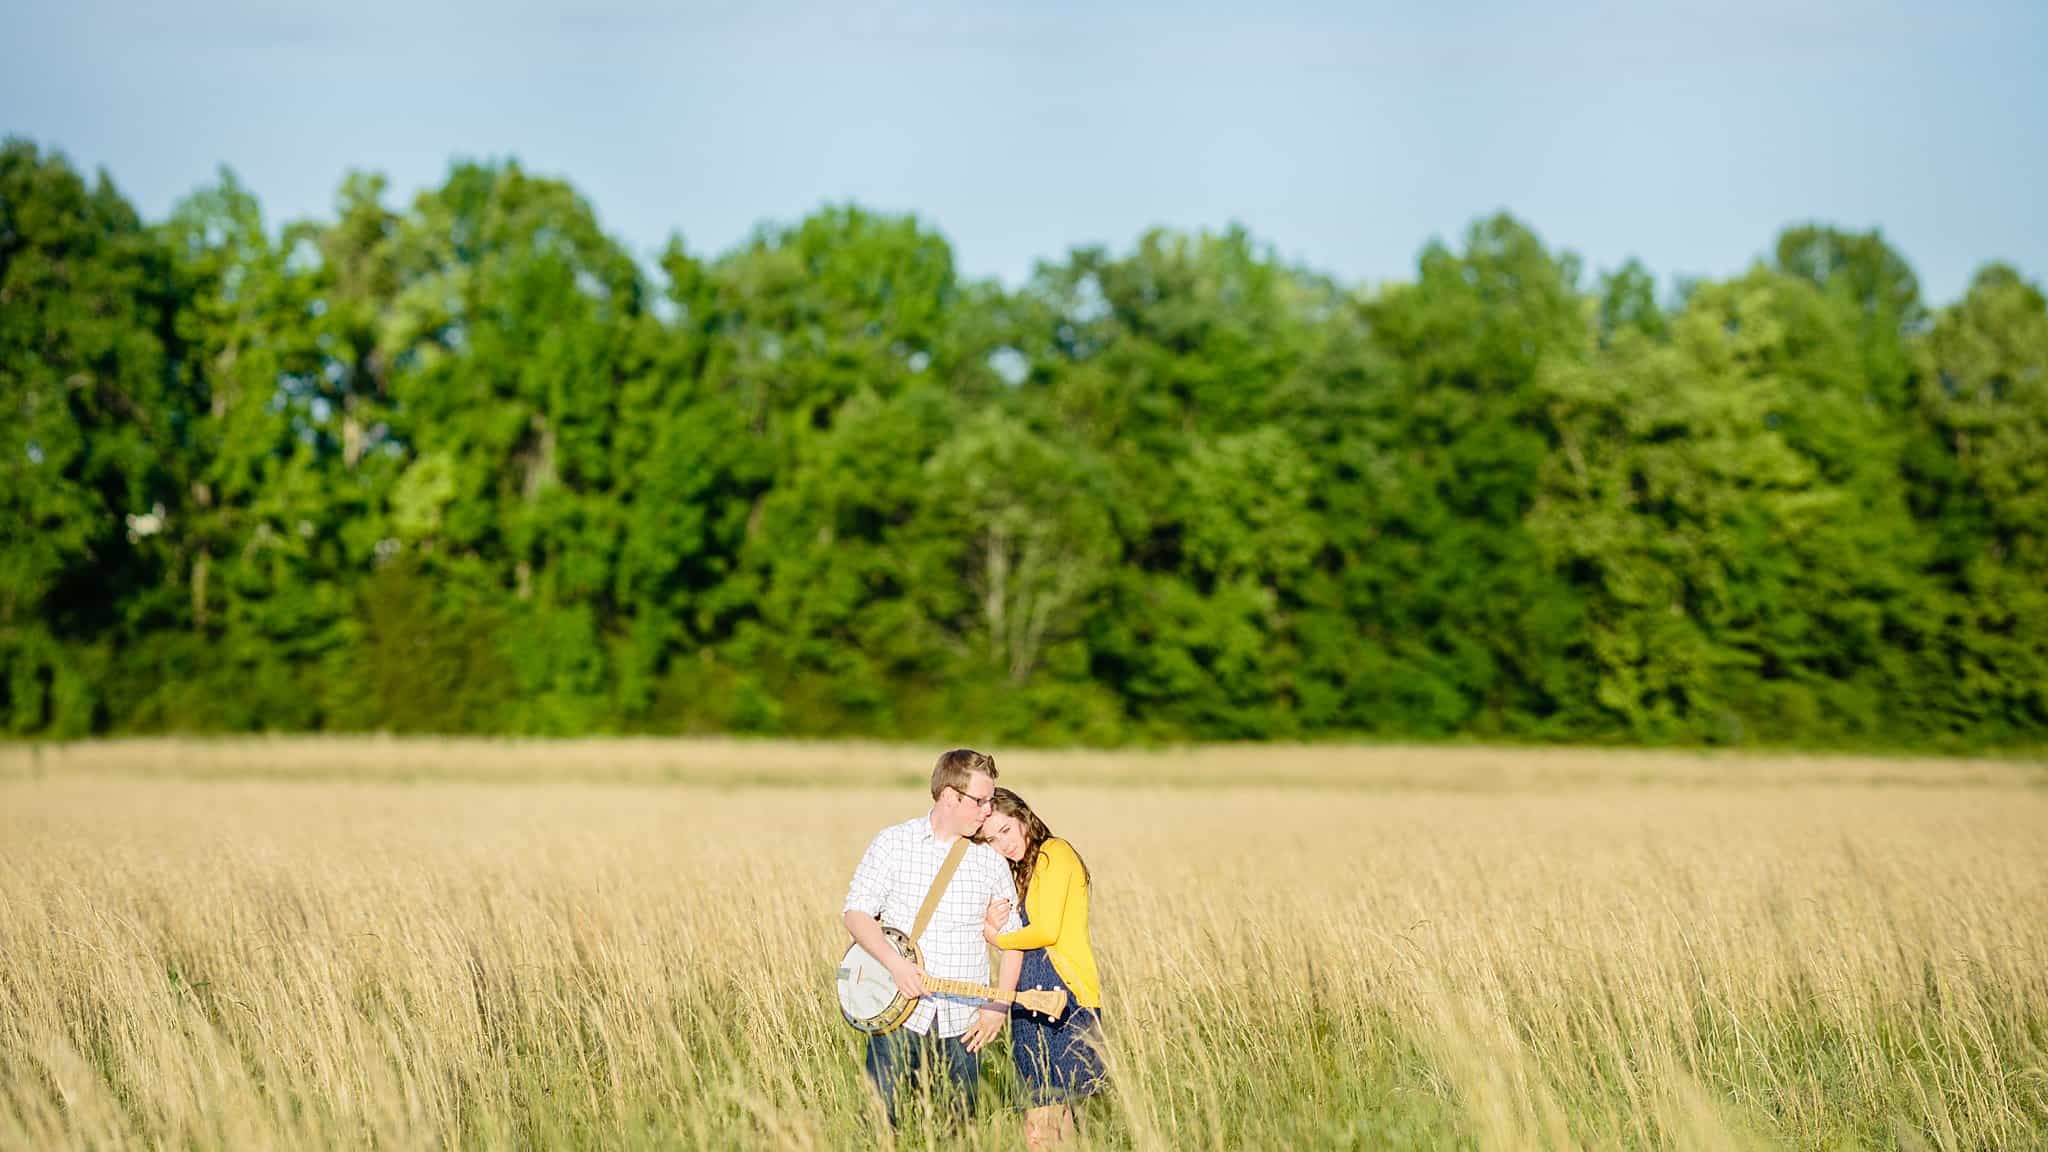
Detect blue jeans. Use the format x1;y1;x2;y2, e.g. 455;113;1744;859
863;1028;980;1126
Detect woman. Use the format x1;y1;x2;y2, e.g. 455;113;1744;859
976;788;1105;1149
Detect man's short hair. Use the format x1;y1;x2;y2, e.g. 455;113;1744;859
930;748;997;799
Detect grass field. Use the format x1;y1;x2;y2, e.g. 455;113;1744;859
2;740;2044;1150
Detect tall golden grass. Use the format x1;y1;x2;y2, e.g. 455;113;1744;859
2;741;2044;1149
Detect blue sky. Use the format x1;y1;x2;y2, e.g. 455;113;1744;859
4;0;2044;303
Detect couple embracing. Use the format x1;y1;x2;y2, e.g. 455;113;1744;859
841;748;1104;1147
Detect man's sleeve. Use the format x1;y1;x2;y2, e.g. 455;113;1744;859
843;829;892;917
996;858;1024;933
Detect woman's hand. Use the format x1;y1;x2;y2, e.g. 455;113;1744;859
984;898;1012;946
962;1005;1006;1053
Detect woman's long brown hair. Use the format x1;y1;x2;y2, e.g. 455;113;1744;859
983;787;1090;900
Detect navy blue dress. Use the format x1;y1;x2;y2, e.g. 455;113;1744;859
1009;907;1107;1107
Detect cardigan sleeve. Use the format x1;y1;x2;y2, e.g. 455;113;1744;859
994;839;1077;951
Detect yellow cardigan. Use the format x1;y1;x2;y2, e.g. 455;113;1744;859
994;837;1101;1009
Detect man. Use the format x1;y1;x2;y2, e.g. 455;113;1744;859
843;748;1025;1126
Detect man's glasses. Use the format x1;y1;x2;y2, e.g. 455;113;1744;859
951;786;996;811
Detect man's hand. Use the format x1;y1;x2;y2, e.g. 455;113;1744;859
984;898;1012;946
962;1005;1006;1053
885;958;926;1000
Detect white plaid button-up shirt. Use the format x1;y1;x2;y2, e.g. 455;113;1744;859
844;812;1023;1037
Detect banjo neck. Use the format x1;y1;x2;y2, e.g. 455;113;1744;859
922;975;1017;1003
919;976;1068;1018
838;924;1068;1032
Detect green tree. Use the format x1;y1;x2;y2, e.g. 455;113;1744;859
0;141;171;734
699;208;972;734
1349;215;1589;736
132;171;358;729
1903;264;2048;738
917;408;1116;687
1535;267;1927;741
371;161;648;732
2;135;2043;751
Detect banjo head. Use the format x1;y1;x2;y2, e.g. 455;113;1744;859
837;926;921;1034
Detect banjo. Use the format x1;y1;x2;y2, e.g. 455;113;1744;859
837;834;1066;1034
837;926;1068;1034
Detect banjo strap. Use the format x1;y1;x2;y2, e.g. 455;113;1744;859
910;836;970;942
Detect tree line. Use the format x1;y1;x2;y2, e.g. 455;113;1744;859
3;138;2043;747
